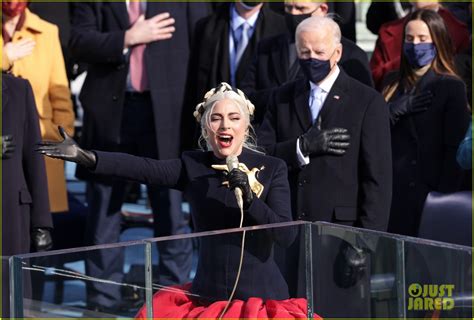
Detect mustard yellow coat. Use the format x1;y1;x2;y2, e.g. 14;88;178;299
2;9;75;212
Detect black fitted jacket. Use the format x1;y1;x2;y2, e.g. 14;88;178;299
93;148;295;301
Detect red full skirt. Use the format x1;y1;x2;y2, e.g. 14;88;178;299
135;283;322;319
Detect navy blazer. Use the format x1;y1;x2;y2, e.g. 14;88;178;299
257;70;392;232
93;148;294;300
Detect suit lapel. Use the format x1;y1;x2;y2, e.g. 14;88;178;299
318;70;349;127
109;2;129;30
293;80;312;131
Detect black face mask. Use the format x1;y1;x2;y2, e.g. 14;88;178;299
240;1;262;9
285;12;314;41
299;57;331;84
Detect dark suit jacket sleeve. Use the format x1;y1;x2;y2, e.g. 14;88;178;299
438;79;470;192
258;93;301;171
23;81;52;229
93;151;186;190
343;45;374;88
186;3;210;42
70;3;126;64
181;16;208;151
246;159;295;246
240;49;258;99
240;44;276;124
358;93;392;231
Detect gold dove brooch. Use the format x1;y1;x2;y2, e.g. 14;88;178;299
212;163;265;198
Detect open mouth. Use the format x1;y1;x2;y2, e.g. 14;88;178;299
217;134;233;148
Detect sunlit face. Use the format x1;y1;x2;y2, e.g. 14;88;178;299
205;99;248;159
411;0;439;10
284;1;326;16
405;20;433;44
297;28;342;64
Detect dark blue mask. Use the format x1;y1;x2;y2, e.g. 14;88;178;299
403;42;437;68
299;57;331;84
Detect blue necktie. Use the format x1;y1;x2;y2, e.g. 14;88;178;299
235;22;250;66
309;87;323;124
231;22;250;86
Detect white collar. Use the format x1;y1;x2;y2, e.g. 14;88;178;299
310;65;340;94
230;4;260;31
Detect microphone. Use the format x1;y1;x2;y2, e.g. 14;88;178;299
226;155;244;209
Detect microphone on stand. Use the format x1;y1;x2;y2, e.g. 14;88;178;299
226;155;244;209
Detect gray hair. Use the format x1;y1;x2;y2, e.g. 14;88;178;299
295;15;342;48
195;83;263;154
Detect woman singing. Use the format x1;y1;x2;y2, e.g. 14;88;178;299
382;10;470;236
38;83;319;319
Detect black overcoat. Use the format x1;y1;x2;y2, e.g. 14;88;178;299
257;70;392;232
2;74;52;256
388;70;470;236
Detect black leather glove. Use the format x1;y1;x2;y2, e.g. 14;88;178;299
389;90;432;125
1;135;15;159
299;127;350;156
334;242;368;288
227;168;254;209
31;228;53;252
36;126;97;168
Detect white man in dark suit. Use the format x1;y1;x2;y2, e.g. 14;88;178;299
257;16;392;317
70;2;209;312
241;0;373;124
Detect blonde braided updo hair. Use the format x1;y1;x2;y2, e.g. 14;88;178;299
193;82;262;153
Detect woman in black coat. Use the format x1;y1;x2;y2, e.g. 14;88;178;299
382;10;470;237
38;83;316;319
2;73;52;317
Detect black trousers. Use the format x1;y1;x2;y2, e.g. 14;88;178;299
84;93;192;308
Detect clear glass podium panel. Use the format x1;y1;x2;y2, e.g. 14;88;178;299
8;241;149;318
8;221;311;319
310;222;472;319
9;221;471;319
141;221;310;319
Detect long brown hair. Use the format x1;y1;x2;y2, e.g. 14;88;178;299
382;9;459;101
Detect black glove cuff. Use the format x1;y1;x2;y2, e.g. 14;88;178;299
299;135;309;156
81;150;98;169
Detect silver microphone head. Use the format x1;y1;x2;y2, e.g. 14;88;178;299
226;155;239;171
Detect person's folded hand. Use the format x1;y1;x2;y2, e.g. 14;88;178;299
299;127;350;156
389;90;432;125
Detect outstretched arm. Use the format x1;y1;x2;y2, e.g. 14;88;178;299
37;127;185;189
